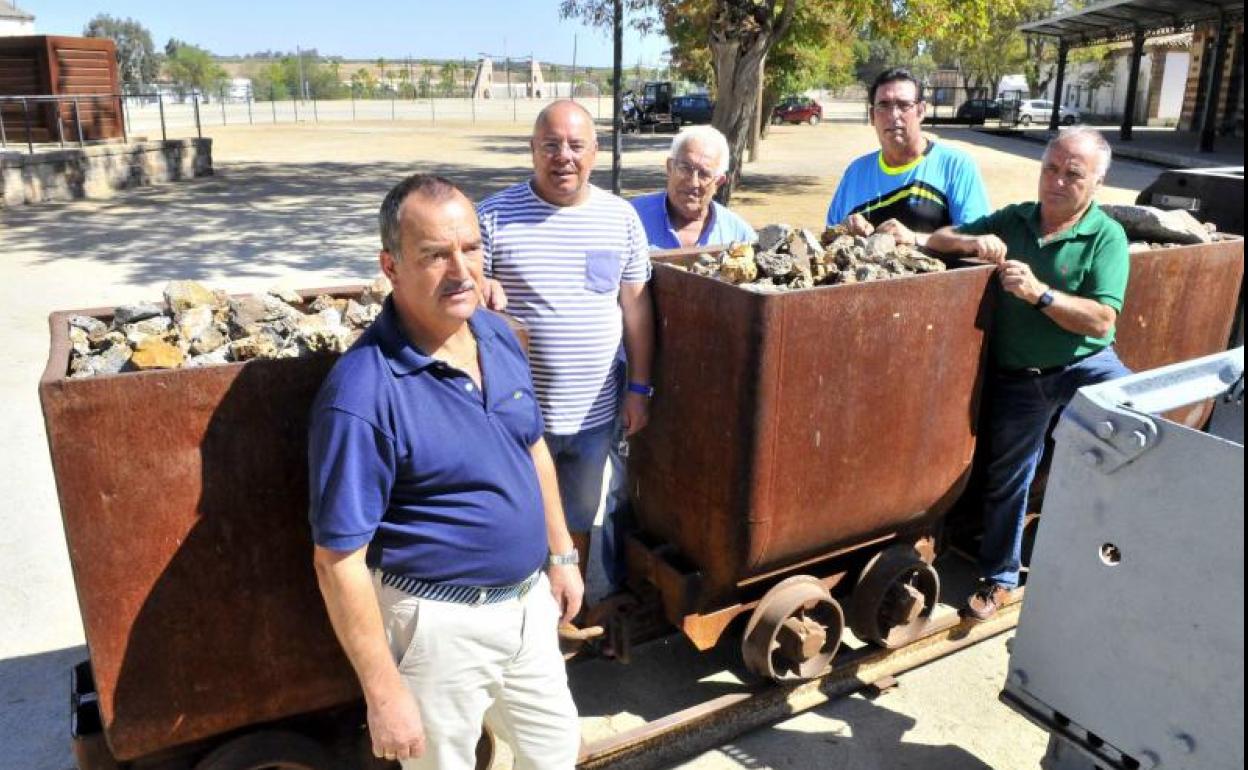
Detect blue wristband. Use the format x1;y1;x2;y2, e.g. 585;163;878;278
627;381;655;397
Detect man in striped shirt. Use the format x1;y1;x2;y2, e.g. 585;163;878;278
479;100;655;597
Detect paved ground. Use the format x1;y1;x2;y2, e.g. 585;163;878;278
0;119;1163;770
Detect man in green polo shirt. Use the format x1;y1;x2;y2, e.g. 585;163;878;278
928;126;1131;620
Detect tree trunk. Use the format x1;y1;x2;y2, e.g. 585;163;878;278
759;86;780;140
747;55;765;163
709;0;794;204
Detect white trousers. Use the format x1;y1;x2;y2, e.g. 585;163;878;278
375;572;581;770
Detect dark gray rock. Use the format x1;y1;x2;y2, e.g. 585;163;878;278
112;302;164;326
1100;204;1213;245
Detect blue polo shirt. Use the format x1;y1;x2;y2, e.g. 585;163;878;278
630;191;757;249
307;300;548;587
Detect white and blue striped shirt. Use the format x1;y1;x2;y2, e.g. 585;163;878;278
479;181;651;435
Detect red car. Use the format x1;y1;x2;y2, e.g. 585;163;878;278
772;97;823;125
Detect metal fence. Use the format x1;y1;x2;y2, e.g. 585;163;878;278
1;93;131;153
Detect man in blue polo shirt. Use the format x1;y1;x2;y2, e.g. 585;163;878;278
827;67;990;247
631;125;756;249
309;174;581;769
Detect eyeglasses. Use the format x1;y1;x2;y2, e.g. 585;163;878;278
872;100;920;115
671;159;721;183
537;140;593;158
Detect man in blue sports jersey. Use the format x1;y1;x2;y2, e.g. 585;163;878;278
827;68;991;247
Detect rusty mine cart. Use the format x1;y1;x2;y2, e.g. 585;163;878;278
39;236;1244;768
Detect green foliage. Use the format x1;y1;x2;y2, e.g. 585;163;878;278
83;14;160;88
164;40;227;97
247;50;348;101
439;61;460;96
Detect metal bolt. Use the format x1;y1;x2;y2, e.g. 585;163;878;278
1095;420;1116;439
1131;430;1148;449
1083;450;1103;467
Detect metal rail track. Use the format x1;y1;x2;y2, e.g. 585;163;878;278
575;598;1023;770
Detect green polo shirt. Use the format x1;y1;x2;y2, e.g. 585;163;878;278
958;201;1129;370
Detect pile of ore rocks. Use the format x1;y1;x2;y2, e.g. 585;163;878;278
1099;204;1220;252
66;277;392;378
683;223;946;293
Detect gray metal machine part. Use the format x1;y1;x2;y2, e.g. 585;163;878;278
1002;347;1245;770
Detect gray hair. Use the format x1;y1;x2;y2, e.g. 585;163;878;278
378;174;465;257
670;125;730;176
1044;125;1112;180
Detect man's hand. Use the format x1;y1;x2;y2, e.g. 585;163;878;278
367;682;426;762
480;278;508;311
998;260;1047;304
621;391;650;437
875;218;916;246
844;213;874;237
971;235;1008;264
547;562;585;625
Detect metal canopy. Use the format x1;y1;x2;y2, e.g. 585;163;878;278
1020;0;1244;47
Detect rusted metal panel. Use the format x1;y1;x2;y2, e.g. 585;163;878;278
0;36;123;142
630;256;997;612
38;287;371;762
1114;237;1244;426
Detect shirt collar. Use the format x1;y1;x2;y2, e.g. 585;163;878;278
663;193;717;246
375;297;497;377
1025;200;1106;243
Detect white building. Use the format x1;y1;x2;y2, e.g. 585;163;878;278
0;0;35;36
1046;34;1191;125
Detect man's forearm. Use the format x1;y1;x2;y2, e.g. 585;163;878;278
530;439;574;554
1041;291;1117;339
925;226;976;255
313;547;406;704
620;283;654;385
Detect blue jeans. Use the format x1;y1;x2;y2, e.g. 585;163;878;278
600;410;631;592
979;346;1131;589
545;421;614;535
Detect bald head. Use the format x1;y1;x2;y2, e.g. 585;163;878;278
530;99;599;207
533;99;596;138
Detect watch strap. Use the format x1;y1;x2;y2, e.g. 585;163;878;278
547;549;580;567
627;381;655;397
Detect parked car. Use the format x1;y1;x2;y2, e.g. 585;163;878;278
955;98;1001;124
772;96;823;125
1016;99;1081;126
671;94;714;127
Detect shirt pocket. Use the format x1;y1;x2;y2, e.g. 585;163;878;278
585;250;624;293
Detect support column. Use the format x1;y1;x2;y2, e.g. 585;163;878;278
1049;41;1069;131
611;0;622;195
1199;14;1231;152
1121;29;1146;140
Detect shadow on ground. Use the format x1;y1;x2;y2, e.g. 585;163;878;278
705;694;997;770
0;160;530;287
0;645;85;770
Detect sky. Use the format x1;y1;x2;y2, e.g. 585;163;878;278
27;1;673;67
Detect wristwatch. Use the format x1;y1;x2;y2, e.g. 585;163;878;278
627;381;655;398
1034;289;1055;309
547;549;580;567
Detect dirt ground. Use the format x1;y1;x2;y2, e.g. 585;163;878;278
0;119;1165;770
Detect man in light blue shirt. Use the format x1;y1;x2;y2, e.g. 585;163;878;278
631;125;757;249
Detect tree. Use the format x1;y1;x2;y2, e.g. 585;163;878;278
439;61;460;96
83;14;160;89
164;40;227;97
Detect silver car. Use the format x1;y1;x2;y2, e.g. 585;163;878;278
1016;99;1081;126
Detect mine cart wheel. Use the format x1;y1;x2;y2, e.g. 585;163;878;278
741;575;844;681
194;729;334;770
848;545;941;649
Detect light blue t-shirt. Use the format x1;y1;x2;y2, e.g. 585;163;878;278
826;140;990;233
630;191;757;249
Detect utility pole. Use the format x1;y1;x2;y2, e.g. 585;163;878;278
572;34;578;96
296;45;307;102
612;0;622;195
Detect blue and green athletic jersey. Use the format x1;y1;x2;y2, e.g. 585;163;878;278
826;140;990;233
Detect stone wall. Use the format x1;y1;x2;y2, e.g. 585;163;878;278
1;138;212;207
